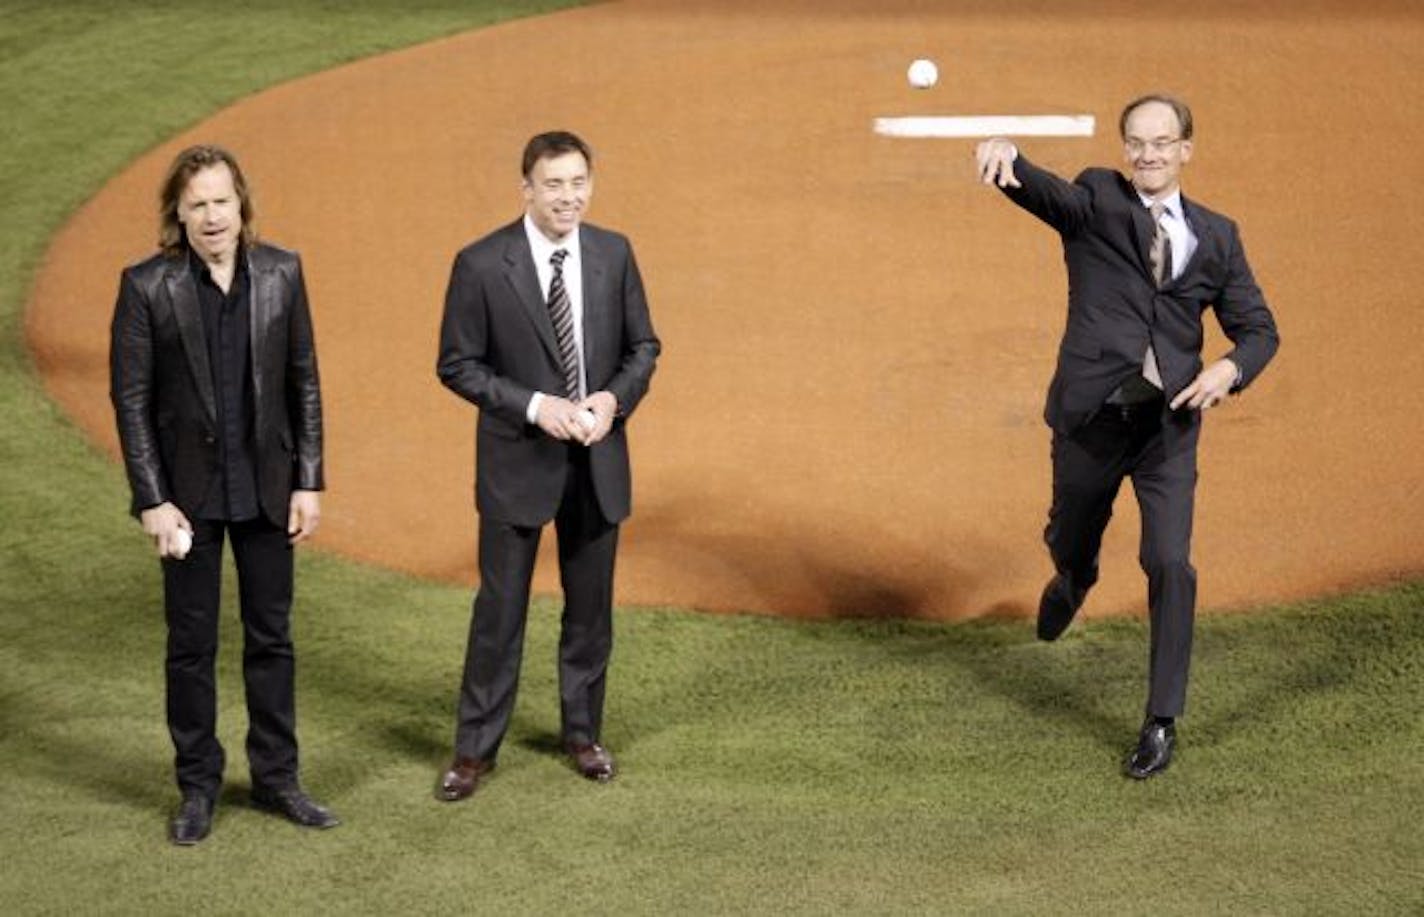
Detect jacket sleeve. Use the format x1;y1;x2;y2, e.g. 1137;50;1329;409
1213;222;1280;392
109;268;168;514
285;255;324;490
1001;155;1095;236
603;242;660;417
435;249;540;428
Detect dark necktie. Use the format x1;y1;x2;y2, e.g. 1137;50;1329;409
1149;201;1174;287
547;249;581;400
1142;201;1173;389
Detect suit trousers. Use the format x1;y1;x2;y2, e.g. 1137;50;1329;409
162;516;298;800
454;446;619;762
1045;402;1199;718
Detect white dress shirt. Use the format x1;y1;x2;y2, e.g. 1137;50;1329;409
1137;188;1197;280
523;213;586;422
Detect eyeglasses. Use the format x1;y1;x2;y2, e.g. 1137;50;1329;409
1125;138;1183;156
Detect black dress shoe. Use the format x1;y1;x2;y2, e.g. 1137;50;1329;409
169;794;213;846
1125;719;1177;779
1037;575;1086;641
251;785;341;828
566;741;616;782
436;757;495;802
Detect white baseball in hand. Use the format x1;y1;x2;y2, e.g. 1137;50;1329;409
577;409;598;431
171;527;192;560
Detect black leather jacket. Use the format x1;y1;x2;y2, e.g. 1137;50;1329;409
109;242;323;525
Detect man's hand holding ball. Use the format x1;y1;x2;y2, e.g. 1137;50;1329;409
141;501;193;560
575;391;618;446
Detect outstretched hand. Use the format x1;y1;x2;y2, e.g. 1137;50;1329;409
975;138;1021;188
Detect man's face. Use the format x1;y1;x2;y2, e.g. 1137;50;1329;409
177;163;243;264
523;150;592;242
1122;101;1192;199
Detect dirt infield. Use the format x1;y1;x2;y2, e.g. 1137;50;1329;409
27;0;1424;619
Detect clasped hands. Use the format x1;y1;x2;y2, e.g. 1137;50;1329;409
536;390;617;446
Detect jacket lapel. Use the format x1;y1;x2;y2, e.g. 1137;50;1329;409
1175;197;1212;282
579;229;609;376
501;226;562;364
165;257;218;424
1129;197;1157;285
247;246;272;416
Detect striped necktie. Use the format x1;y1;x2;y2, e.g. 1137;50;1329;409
547;249;581;400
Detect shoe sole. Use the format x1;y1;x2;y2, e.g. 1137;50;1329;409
1124;757;1173;780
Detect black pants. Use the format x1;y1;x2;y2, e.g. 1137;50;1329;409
162;516;298;799
1046;402;1199;718
453;448;619;762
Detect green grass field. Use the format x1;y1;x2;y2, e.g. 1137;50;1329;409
2;3;1422;914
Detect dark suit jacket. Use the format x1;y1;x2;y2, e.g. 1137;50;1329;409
110;243;324;526
1004;157;1279;435
437;219;660;528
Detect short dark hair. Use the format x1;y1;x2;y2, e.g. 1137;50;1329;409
158;144;256;257
521;131;593;178
1119;94;1194;141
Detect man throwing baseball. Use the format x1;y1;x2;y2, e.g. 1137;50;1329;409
974;95;1279;778
110;144;338;843
434;131;660;801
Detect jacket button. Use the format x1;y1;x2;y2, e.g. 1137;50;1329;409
204;434;217;445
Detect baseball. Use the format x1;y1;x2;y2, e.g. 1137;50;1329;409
171;527;192;559
577;409;598;431
907;58;938;89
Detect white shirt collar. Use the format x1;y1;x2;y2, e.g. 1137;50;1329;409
1138;188;1184;222
523;213;580;265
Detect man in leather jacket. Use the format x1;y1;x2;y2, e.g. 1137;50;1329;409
109;144;338;844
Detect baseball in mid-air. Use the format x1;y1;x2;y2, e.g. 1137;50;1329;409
171;527;192;560
907;58;938;89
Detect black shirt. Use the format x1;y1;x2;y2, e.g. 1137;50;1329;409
190;247;259;521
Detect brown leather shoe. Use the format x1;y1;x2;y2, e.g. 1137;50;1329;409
565;741;616;782
436;757;495;802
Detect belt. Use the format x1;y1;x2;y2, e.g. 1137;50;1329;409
1105;374;1163;406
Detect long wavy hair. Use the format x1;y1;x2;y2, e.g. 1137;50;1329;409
158;144;256;257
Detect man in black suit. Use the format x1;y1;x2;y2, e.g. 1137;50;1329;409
975;95;1279;778
435;131;660;801
110;145;339;843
